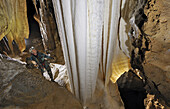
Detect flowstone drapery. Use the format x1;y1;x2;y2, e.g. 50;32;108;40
0;0;29;53
52;0;131;104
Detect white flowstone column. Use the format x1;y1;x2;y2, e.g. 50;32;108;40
52;0;130;105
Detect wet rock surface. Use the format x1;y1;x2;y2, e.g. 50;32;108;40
0;58;82;109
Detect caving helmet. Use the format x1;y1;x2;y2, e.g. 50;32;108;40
29;46;35;53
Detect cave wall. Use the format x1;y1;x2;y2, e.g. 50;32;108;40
0;0;29;53
119;0;170;108
143;0;170;107
0;0;169;108
32;0;64;63
33;0;56;51
0;0;64;62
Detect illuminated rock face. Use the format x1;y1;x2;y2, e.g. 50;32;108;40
143;0;170;107
52;0;131;104
0;0;29;53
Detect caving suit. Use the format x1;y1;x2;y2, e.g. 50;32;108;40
30;51;54;81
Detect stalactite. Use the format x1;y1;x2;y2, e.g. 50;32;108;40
0;0;29;53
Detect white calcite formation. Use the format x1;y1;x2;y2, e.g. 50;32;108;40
52;0;131;105
43;63;69;87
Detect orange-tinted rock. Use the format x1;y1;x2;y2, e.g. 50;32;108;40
0;0;29;52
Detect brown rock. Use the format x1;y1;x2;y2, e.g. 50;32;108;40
0;58;82;109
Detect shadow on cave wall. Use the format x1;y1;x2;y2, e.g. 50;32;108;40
117;0;148;109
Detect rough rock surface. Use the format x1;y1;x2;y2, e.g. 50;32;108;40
118;0;170;108
0;57;82;109
143;0;170;107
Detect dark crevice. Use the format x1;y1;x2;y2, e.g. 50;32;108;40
130;0;170;105
118;0;170;108
117;70;147;109
0;37;10;54
25;0;44;52
0;37;21;56
117;0;148;109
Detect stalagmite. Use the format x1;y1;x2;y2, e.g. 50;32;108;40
52;0;131;104
0;0;29;52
